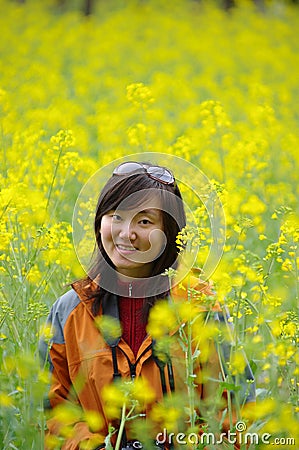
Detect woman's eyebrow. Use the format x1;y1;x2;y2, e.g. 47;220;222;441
137;208;160;216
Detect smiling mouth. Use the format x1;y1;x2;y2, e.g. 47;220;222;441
116;244;138;252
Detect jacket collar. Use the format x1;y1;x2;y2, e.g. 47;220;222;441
71;276;100;302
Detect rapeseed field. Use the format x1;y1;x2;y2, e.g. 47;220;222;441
0;0;298;448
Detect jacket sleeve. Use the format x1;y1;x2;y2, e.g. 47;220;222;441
39;294;105;450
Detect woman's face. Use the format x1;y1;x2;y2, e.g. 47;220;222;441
100;196;165;278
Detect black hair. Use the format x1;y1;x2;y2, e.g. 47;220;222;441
84;168;186;316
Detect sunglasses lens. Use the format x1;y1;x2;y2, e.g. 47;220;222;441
147;166;174;184
113;162;175;184
114;162;143;175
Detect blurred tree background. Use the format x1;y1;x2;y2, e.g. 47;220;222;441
9;0;299;15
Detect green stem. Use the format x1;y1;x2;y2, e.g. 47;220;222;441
185;279;197;441
48;163;71;222
232;228;243;252
243;296;275;342
115;402;127;450
293;243;299;307
45;143;64;214
187;318;196;429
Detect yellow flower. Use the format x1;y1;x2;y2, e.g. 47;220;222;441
147;301;177;339
130;377;156;405
259;234;267;240
177;302;200;322
126;83;154;108
242;398;277;421
281;258;293;272
282;321;297;338
101;384;127;419
83;411;104;432
52;403;82;426
150;402;181;430
127;123;149;147
229;350;247;376
0;392;13;407
95;316;122;342
44;434;62;450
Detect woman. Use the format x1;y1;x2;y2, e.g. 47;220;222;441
40;161;254;450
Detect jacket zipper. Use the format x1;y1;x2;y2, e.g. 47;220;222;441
118;343;152;379
128;282;132;297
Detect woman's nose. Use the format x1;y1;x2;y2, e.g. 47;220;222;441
118;221;136;240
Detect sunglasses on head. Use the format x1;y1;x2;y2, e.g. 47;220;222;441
113;161;175;185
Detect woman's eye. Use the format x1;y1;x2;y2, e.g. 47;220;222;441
139;218;151;225
112;214;122;221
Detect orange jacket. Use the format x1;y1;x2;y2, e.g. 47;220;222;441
40;277;255;450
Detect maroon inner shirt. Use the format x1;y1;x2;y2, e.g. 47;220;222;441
118;296;147;357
